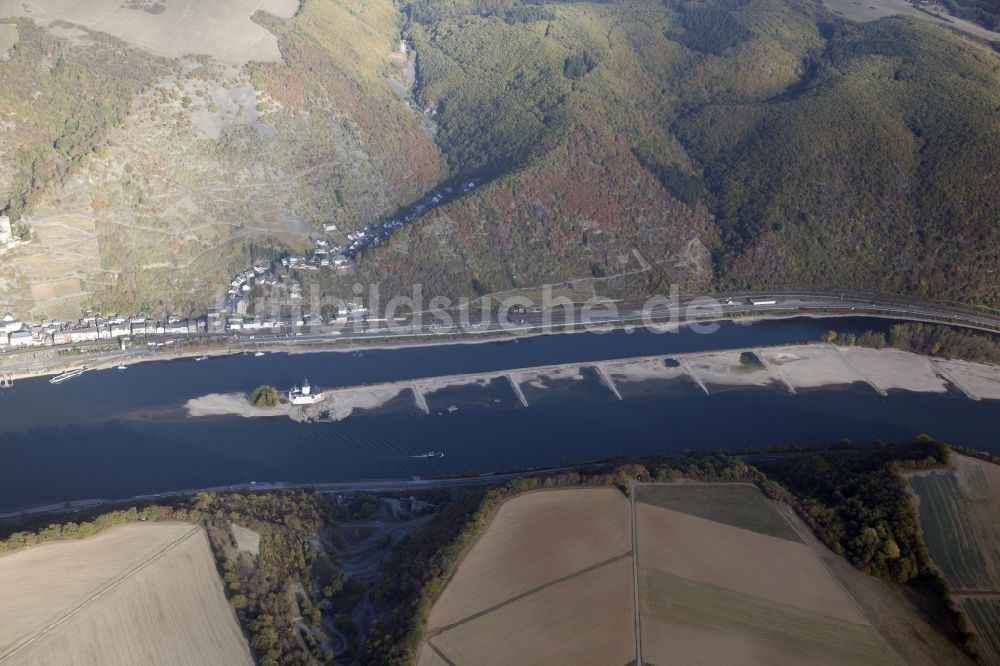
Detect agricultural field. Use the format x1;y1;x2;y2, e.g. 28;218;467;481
419;483;898;665
0;522;252;665
636;486;896;665
635;483;799;541
909;454;1000;662
962;598;1000;665
909;454;1000;590
420;487;634;665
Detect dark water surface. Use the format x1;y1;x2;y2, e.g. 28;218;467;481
1;317;998;511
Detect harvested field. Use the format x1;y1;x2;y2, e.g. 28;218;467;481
641;570;895;665
637;503;865;624
636;483;799;541
0;522;252;665
0;0;297;66
421;484;902;665
909;454;1000;590
962;597;1000;665
429;556;635;666
426;487;630;631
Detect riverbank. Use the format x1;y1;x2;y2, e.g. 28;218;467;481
6;295;1000;384
181;343;1000;423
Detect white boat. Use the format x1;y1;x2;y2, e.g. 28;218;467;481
414;451;445;459
117;364;128;371
194;355;209;361
254;351;265;357
50;366;87;384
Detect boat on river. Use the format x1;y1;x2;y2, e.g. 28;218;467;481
50;367;87;384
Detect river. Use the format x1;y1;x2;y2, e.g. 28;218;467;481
0;317;998;512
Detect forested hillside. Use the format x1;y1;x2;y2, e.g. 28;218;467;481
350;0;1000;308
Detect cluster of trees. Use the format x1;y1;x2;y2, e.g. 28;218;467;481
753;438;978;654
250;385;280;408
887;323;1000;365
404;0;557;24
0;505;165;555
634;153;706;209
187;491;339;666
937;0;1000;30
753;439;945;581
822;323;1000;364
822;329;889;348
563;51;596;79
672;4;755;55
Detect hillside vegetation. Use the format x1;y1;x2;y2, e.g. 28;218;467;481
352;0;1000;308
1;0;997;317
0;0;442;319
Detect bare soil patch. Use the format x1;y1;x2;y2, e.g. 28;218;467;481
230;523;261;557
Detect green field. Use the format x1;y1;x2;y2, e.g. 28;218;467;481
910;472;995;590
642;571;896;665
962;597;1000;661
636;484;800;541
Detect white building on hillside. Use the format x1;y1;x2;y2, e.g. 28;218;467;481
1;313;21;334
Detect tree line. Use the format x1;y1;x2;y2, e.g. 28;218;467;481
823;322;1000;365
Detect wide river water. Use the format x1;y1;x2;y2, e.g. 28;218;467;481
1;317;998;511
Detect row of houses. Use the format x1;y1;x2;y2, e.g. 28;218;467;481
0;312;207;349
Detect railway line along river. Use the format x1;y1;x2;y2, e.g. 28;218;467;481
1;316;999;513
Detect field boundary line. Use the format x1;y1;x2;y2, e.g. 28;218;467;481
631;483;643;666
426;638;458;666
771;497;905;663
423;487;625;634
771;497;874;624
426;552;632;638
0;525;201;663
